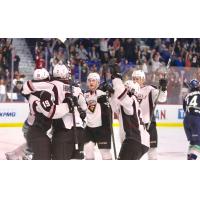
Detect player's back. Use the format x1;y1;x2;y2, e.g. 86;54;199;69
184;91;200;116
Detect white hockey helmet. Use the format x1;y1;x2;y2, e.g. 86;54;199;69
87;72;100;84
53;64;70;79
132;70;145;80
33;68;50;81
124;80;140;93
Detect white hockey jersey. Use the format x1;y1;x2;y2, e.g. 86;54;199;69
84;90;107;128
26;92;70;132
22;79;87;129
110;78;149;147
135;85;167;124
51;80;87;129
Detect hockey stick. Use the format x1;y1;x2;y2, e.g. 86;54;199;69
58;38;79;150
147;38;177;130
67;61;79;150
103;66;117;160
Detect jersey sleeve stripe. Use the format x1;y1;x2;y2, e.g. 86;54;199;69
118;88;127;100
49;105;56;119
27;80;35;92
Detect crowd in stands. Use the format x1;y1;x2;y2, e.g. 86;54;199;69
0;39;24;102
1;38;200;104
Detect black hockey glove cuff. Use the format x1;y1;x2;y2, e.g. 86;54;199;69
111;73;123;80
97;95;108;103
78;107;86;121
99;82;114;94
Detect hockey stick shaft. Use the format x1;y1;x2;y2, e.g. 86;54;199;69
103;67;117;160
68;60;79;150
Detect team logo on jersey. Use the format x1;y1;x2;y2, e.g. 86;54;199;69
88;100;97;113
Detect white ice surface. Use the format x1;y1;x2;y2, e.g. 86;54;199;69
0;126;188;160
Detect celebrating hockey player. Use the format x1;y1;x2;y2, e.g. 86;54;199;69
131;69;167;159
21;68;75;159
107;64;149;160
5;68;51;160
84;72;113;160
50;63;87;159
183;79;200;160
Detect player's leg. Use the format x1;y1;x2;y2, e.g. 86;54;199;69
147;122;158;160
84;127;96;160
84;141;96;159
26;128;51;160
118;138;148;160
52;129;74;160
96;127;112;160
72;127;85;159
187;116;200;160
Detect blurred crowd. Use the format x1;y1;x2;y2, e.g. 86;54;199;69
0;39;25;102
1;38;200;104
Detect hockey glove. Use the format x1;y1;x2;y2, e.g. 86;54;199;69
40;91;53;112
103;82;115;95
97;95;108;103
159;78;168;91
64;94;75;113
78;107;86;121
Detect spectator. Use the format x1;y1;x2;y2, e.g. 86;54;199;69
191;54;199;67
0;53;6;78
174;56;185;67
88;45;99;61
115;46;125;61
0;79;6;102
76;44;88;60
99;38;109;63
12;71;24;88
185;51;192;68
90;64;98;73
124;38;137;63
13;54;20;72
35;52;45;69
80;61;89;90
151;51;163;72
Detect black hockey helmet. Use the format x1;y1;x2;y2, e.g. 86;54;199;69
189;79;200;91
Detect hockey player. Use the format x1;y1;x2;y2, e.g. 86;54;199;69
50;64;87;160
5;69;52;160
22;68;74;160
21;65;86;160
131;70;167;159
5;68;51;160
117;80;141;143
84;72;113;160
106;66;149;160
5;68;75;160
183;79;200;160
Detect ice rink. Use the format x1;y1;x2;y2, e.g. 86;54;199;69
0;126;188;160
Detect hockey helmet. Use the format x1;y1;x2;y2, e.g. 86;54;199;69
132;70;145;80
87;73;100;84
33;68;50;81
53;64;70;79
189;79;200;91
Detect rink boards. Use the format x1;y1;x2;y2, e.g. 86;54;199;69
0;103;184;127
